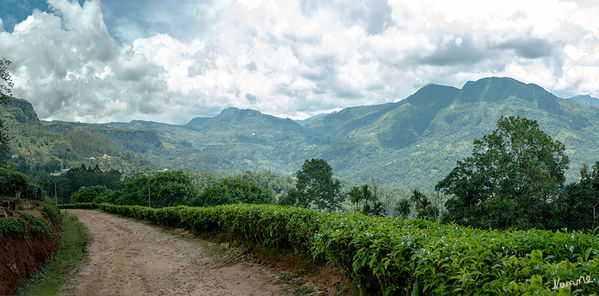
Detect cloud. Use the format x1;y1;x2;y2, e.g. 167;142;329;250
497;38;555;59
2;0;599;123
0;0;168;123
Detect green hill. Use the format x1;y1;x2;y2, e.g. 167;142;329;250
5;77;599;190
568;94;599;107
106;107;327;174
99;78;599;189
315;77;599;188
0;97;153;181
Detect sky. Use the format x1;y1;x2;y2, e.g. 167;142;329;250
1;0;599;124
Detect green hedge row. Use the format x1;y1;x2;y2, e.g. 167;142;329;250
74;203;598;295
57;203;98;209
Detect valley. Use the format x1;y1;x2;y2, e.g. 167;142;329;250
5;77;599;190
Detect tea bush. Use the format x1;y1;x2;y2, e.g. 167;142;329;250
0;213;54;242
57;203;98;209
71;203;598;295
42;203;60;223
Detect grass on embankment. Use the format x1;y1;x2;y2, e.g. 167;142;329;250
16;211;88;296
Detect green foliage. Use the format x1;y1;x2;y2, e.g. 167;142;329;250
0;118;7;166
38;164;123;204
238;170;295;201
99;203;322;251
195;177;274;207
0;216;27;242
0;58;12;166
394;199;411;219
289;158;342;211
16;212;88;296
20;213;52;236
57;203;98;209
0;212;55;243
0;167;43;200
313;213;599;295
98;203;599;295
347;184;383;216
0;96;153;186
71;185;111;203
42;203;60;223
118;174;150;206
436;116;569;229
149;171;199;207
408;190;439;221
118;171;198;207
555;161;599;231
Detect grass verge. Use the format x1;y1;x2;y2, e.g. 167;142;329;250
15;211;88;296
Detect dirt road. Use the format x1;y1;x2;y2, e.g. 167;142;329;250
61;210;283;296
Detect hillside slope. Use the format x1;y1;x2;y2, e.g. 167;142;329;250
319;77;599;188
568;94;599;107
107;107;328;174
5;77;599;189
0;97;153;181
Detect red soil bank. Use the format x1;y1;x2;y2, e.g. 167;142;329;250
0;201;62;295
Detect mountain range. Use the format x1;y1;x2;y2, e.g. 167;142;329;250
3;77;599;189
568;95;599;107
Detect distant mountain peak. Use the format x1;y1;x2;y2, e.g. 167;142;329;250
568;94;599;107
457;76;556;104
185;106;303;133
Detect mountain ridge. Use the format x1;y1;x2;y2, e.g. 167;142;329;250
4;76;599;189
568;94;599;107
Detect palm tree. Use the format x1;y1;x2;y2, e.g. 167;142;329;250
410;190;425;212
348;186;362;212
395;199;411;219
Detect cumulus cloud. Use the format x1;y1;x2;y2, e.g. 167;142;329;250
0;0;169;123
2;0;599;123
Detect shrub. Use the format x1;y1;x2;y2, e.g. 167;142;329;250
97;203;599;295
195;177;274;206
71;185;110;203
57;203;98;209
42;203;60;223
0;213;54;243
0;167;42;200
20;213;52;236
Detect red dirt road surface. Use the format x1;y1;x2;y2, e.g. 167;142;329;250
61;210;284;296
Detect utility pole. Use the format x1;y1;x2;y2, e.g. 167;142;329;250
54;181;58;204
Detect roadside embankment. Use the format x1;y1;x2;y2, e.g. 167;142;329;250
0;200;62;295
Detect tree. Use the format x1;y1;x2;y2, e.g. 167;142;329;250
347;184;384;215
0;58;13;166
555;161;599;231
117;171;198;207
395;199;411;219
348;186;363;211
118;174;151;205
195;177;274;206
289;158;342;211
148;171;198;207
71;185;111;203
0;167;42;200
410;190;425;212
436;116;569;229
